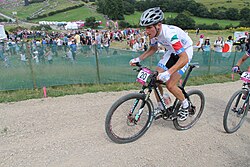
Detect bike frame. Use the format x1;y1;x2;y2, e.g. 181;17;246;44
155;64;198;117
134;63;199;120
234;82;250;108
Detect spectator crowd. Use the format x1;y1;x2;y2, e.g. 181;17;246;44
0;27;249;68
0;27;151;67
193;31;250;65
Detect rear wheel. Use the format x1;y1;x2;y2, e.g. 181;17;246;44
105;93;153;144
223;89;249;133
173;90;205;130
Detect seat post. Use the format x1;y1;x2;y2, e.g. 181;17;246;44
181;65;194;88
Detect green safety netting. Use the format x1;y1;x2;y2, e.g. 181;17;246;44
0;44;249;91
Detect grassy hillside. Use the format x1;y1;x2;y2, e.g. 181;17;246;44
32;6;106;24
0;0;85;20
30;10;239;29
0;0;246;29
195;0;250;9
125;12;240;28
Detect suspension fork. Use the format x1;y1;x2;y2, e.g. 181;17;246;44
235;93;242;108
134;92;150;121
129;88;146;114
233;88;248;109
129;88;151;121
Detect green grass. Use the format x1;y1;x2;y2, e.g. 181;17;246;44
192;16;239;27
0;82;140;103
125;11;240;28
0;3;44;18
0;1;243;29
0;0;85;20
0;15;6;19
0;73;238;103
195;0;250;10
32;6;105;24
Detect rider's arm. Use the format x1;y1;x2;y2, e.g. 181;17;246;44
168;51;189;75
236;54;248;67
138;45;158;61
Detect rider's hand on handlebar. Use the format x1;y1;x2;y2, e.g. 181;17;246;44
129;57;141;66
157;71;171;82
232;65;240;73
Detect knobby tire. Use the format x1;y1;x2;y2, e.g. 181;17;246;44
105;93;153;144
223;89;249;133
173;90;205;130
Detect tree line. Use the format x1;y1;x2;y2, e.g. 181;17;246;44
96;0;250;29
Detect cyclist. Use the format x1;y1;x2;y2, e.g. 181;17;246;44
232;48;250;73
129;7;193;119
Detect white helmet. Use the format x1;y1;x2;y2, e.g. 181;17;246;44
140;7;164;27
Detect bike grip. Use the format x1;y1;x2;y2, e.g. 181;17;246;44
135;62;141;67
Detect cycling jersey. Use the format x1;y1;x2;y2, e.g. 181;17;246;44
158;48;192;75
150;24;193;75
150;24;193;58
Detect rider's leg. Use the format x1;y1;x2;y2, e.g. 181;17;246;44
166;72;184;100
166;72;189;109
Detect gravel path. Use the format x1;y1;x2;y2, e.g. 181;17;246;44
0;81;250;167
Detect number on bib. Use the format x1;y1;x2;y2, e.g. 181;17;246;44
136;68;152;85
240;72;250;83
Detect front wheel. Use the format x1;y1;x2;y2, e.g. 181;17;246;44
223;89;249;133
173;90;205;130
105;93;154;144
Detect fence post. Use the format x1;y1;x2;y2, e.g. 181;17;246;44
208;50;212;74
232;50;237;67
94;44;101;84
25;41;37;89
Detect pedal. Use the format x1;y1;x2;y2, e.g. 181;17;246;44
177;110;189;121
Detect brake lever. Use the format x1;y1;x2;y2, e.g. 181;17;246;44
135;62;141;67
133;63;142;72
149;71;158;79
238;71;243;75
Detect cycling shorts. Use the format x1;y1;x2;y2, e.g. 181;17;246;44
246;49;250;57
157;46;193;75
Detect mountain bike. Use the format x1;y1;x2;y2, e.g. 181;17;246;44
223;71;250;133
105;63;205;144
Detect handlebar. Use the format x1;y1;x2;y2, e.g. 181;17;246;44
133;63;160;84
132;62;200;86
236;71;243;75
132;63;142;72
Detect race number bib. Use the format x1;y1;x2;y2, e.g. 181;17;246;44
136;68;152;85
240;72;250;83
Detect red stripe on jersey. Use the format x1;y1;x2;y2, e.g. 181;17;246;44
172;41;183;52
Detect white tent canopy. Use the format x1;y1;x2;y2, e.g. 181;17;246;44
0;25;7;39
65;22;78;30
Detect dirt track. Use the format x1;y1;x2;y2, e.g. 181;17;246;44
0;81;250;167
